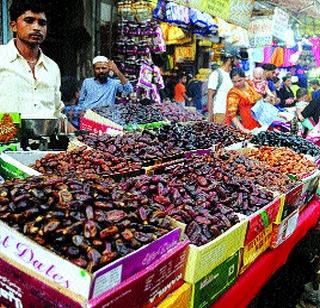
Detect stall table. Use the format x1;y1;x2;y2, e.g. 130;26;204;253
212;196;320;308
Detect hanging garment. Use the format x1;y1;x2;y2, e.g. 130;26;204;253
270;47;285;67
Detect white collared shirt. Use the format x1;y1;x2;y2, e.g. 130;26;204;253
0;39;64;119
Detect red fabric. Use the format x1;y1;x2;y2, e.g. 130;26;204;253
212;197;320;308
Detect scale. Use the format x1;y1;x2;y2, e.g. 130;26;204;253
20;118;70;151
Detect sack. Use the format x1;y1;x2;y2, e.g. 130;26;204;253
251;99;284;127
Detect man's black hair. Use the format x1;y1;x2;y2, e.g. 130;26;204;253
296;87;308;100
262;64;277;72
10;0;48;21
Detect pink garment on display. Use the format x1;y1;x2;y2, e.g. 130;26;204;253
283;48;297;67
263;47;275;64
310;37;320;67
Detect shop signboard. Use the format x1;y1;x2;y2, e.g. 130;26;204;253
248;17;273;48
170;0;230;21
206;0;230;21
272;7;289;41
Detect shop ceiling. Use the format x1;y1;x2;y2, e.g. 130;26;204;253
254;0;320;19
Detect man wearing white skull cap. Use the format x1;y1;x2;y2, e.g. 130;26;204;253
78;55;133;110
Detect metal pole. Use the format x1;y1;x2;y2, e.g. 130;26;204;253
2;0;8;44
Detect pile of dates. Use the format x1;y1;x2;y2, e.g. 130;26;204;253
94;102;165;126
0;176;173;272
214;151;295;193
120;158;274;245
157;122;250;150
153;102;203;122
78;131;183;163
251;131;320;157
78;122;249;164
32;147;142;177
246;147;317;177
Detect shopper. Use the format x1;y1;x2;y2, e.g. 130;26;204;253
187;74;203;112
225;68;261;133
174;73;190;105
0;0;74;132
279;76;295;108
207;47;240;123
78;56;133;110
310;79;320;101
251;67;275;100
262;64;277;95
296;88;320;125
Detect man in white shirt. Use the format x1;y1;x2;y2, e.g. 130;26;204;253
0;0;74;131
207;48;240;123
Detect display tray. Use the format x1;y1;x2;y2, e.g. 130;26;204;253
0;218;181;300
0;152;41;179
244;196;282;245
184;218;247;284
189;250;240;308
89;240;189;308
276;183;303;223
240;224;273;274
0;252;85;307
271;209;300;249
157;283;191;308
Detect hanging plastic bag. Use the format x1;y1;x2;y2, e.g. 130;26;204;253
251;99;285;127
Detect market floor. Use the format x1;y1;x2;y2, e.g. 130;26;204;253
249;227;320;308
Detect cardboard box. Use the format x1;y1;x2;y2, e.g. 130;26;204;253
271;209;299;249
0;219;181;300
157;283;191;308
276;183;303;223
88;241;189;308
0;153;41;179
80;110;123;135
244;197;282;245
301;170;320;205
0;113;21;144
184;219;247;283
0;253;85;307
190;251;240;308
241;224;273;273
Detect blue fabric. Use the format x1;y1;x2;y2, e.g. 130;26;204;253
78;77;133;110
312;89;320;101
268;79;276;92
64;105;81;129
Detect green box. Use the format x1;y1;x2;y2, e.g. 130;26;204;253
0;153;40;179
190;251;240;308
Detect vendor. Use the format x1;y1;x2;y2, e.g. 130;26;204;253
262;64;277;95
0;0;75;132
77;56;133;111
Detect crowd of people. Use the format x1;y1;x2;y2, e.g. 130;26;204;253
1;0;320;142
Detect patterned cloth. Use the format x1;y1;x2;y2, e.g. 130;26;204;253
225;80;261;130
78;77;133;110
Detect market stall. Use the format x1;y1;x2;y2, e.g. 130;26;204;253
0;117;319;307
